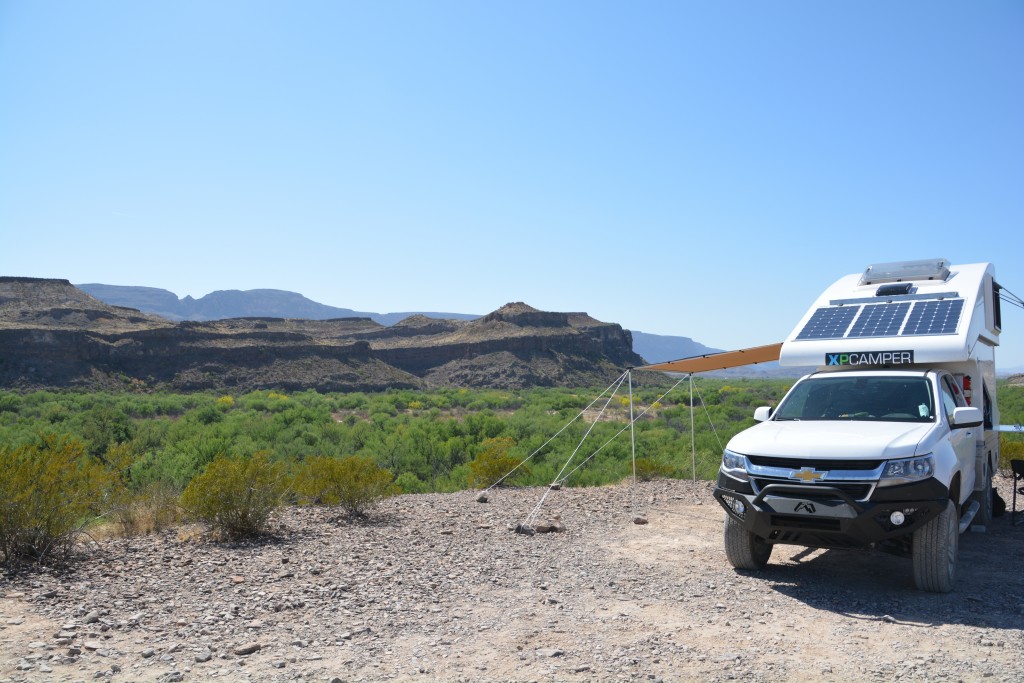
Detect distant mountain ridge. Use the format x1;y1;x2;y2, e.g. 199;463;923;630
628;331;722;364
76;284;480;326
77;283;728;367
2;279;645;392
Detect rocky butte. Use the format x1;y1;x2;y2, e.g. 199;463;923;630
0;278;644;392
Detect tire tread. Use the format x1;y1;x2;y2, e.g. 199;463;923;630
912;499;958;593
724;514;772;570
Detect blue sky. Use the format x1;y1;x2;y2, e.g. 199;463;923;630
2;2;1022;367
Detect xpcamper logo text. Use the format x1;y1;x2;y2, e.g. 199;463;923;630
825;351;914;367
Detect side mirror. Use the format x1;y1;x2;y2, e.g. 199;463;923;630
753;406;772;422
951;406;982;428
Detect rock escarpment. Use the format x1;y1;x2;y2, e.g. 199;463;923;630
0;280;643;391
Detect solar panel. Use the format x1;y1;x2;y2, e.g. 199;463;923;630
795;298;965;341
901;299;964;336
848;302;911;338
796;306;859;340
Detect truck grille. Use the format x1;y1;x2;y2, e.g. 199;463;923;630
744;455;884;503
751;477;873;502
747;455;884;471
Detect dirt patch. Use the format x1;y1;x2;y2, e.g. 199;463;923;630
1;478;1021;682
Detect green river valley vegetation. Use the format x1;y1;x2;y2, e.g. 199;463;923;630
2;379;1022;493
0;379;1021;561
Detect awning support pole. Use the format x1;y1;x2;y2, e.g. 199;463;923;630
690;374;696;482
629;370;636;489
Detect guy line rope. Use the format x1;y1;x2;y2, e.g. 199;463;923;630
478;369;706;534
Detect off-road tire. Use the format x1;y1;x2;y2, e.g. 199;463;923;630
912;499;958;593
970;463;993;529
724;513;772;570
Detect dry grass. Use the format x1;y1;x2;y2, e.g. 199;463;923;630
111;482;183;537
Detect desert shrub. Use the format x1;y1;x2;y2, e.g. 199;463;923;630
0;434;118;565
632;457;676;482
180;452;289;538
294;455;398;517
1000;435;1024;472
467;437;530;489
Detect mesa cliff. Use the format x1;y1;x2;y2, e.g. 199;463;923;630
0;278;643;392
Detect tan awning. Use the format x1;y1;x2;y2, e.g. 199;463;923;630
637;342;783;374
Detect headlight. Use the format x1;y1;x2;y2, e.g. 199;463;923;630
878;455;935;487
721;449;749;481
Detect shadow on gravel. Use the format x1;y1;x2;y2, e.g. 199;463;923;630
212;530;302;550
317;509;406;528
757;516;1024;631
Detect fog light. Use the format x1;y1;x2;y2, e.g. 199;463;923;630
890;511;906;526
731;499;746;515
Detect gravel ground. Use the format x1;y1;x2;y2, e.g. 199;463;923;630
1;476;1022;683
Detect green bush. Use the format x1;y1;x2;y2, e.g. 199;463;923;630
180;452;289;538
0;434;118;565
467;437;530;489
395;471;428;494
193;405;224;425
294;455;398;517
0;394;21;414
632;457;676;481
81;404;135;458
131;435;229;490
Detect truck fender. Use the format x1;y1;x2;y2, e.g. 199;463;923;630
948;473;962;510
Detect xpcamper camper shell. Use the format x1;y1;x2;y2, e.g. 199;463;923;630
713;258;1002;592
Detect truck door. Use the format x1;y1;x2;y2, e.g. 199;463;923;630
940;375;976;504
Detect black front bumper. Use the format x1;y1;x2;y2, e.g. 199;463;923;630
714;472;949;549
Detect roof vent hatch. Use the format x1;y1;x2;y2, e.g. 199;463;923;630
859;258;950;286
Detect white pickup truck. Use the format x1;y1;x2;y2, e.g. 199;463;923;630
714;259;1002;592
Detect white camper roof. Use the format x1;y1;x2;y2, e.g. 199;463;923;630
779;258;1001;368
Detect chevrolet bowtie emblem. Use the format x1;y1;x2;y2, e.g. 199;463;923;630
790;467;825;483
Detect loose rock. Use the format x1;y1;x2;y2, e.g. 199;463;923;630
0;478;1019;683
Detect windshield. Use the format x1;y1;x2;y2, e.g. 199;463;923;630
774;375;935;422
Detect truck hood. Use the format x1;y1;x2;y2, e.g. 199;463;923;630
727;420;936;460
